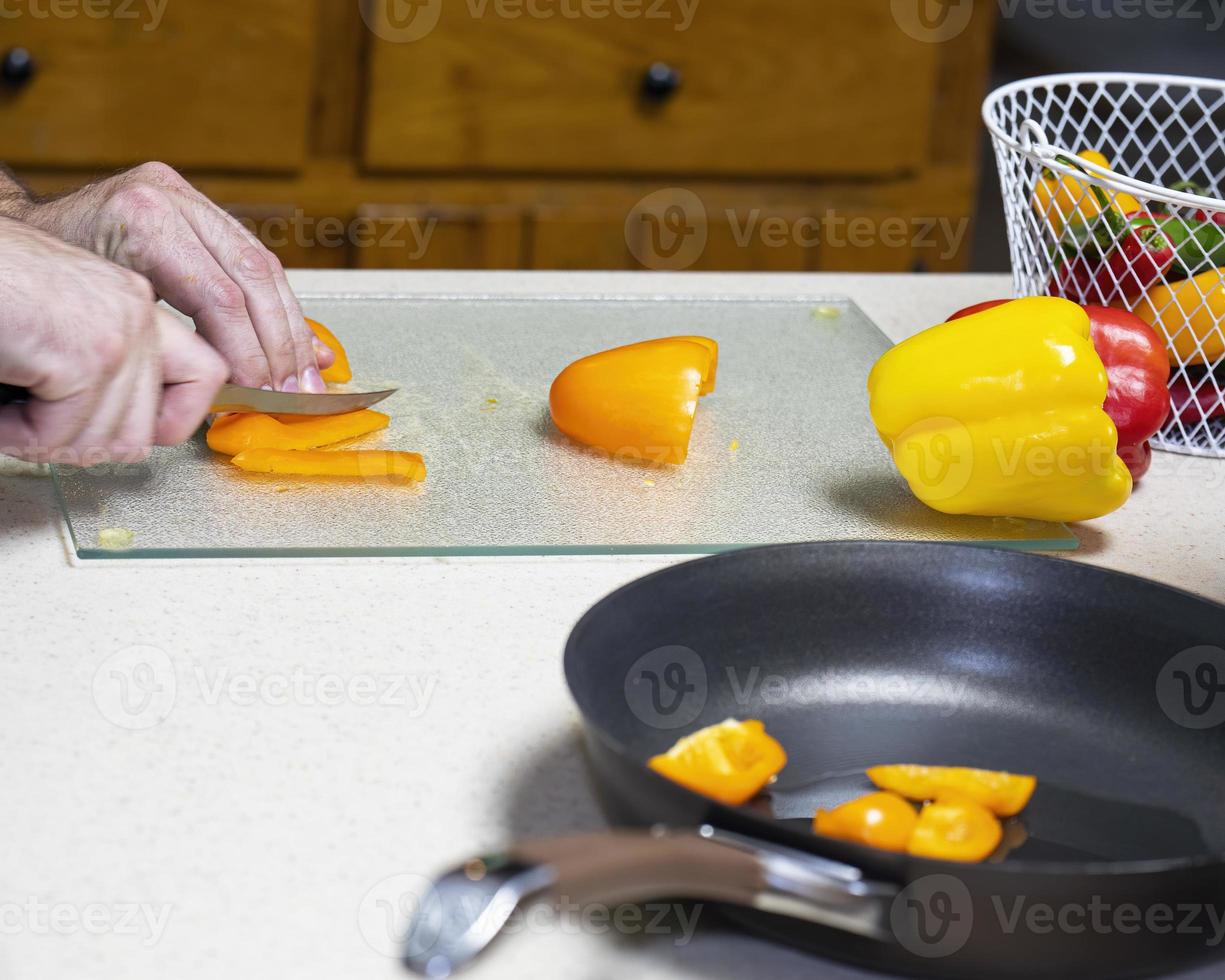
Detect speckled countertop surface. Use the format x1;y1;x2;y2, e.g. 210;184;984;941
0;272;1220;980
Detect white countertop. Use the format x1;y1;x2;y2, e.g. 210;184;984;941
1;272;1221;980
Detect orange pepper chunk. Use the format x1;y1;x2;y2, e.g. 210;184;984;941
307;318;352;384
549;336;718;465
230;449;426;482
908;794;1003;863
813;791;918;853
207;410;389;456
647;719;786;806
866;765;1037;818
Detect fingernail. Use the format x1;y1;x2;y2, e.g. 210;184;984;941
279;376;300;393
260;384;274;391
301;366;326;393
313;339;334;363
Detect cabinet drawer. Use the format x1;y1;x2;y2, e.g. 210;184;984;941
0;0;315;170
352;205;524;269
364;0;938;177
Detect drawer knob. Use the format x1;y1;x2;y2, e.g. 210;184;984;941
641;62;681;104
1;48;36;89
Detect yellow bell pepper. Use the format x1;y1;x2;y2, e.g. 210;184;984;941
867;297;1132;522
1032;149;1142;236
1128;267;1225;366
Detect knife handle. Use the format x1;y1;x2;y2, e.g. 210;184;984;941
0;384;30;405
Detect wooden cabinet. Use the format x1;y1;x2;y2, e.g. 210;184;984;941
0;0;316;170
363;0;938;176
9;0;997;272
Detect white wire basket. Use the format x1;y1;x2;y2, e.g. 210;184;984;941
984;72;1225;458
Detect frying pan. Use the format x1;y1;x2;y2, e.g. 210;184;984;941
404;542;1225;979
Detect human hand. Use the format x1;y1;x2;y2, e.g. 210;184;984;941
19;162;332;392
0;217;227;464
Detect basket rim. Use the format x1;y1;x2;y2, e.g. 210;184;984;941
982;72;1225;211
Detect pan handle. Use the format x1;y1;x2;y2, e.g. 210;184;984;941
401;825;898;977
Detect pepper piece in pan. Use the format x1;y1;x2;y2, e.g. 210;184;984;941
908;793;1004;863
867;764;1037;818
647;719;786;806
813;791;918;853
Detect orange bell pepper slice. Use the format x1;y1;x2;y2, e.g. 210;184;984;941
867;764;1036;818
647;719;786;806
549;336;718;465
307;317;352;384
908;793;1003;863
230;449;426;482
813;791;918;853
207;410;389;456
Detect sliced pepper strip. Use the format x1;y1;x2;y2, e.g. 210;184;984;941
813;791;918;853
549;336;718;465
307;318;353;384
207;410;389;456
908;794;1003;863
867;764;1036;818
647;719;786;806
230;449;426;481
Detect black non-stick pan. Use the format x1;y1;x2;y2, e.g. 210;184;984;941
404;542;1225;979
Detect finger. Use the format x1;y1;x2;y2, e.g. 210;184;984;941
0;356;106;463
154;310;228;446
69;332;146;466
176;196;319;392
106;312;162;462
107;198;274;389
227;217;334;372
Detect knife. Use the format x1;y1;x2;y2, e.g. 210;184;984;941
0;382;397;416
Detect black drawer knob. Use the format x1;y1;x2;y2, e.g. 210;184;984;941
2;48;36;89
641;62;681;103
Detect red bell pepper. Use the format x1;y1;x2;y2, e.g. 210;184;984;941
1169;372;1225;425
1050;215;1175;304
948;300;1171;480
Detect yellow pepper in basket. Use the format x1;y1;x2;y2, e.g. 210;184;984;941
1128;266;1225;366
867;297;1133;523
1032;149;1142;236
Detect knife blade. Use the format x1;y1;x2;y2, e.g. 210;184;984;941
0;382;397;417
209;384;397;415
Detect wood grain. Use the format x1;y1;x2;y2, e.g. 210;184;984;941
363;0;940;176
0;0;317;170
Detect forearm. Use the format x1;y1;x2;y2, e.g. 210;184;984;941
0;166;32;221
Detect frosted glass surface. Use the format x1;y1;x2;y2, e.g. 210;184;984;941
53;294;1076;558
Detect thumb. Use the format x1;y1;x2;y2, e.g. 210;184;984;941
154;310;228;446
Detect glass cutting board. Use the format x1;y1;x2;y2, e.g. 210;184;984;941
52;294;1076;558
